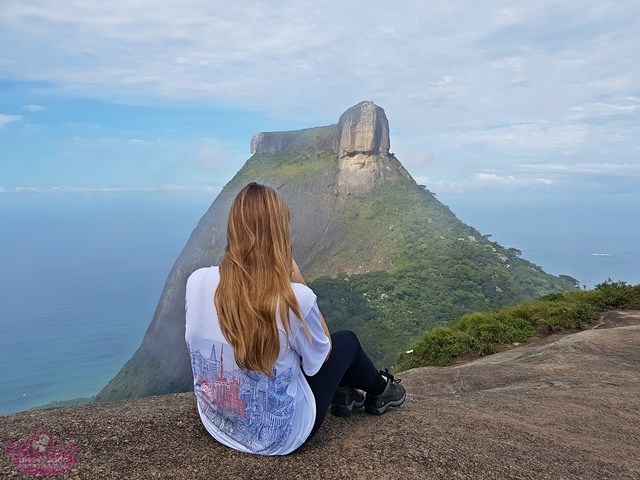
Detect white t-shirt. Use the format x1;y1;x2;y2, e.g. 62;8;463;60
185;266;331;456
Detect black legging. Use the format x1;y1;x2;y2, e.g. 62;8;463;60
304;330;386;438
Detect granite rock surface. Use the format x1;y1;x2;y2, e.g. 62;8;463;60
337;100;390;158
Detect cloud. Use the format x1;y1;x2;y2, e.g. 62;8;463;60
519;163;640;176
65;136;170;148
182;136;246;179
414;176;467;194
0;114;23;129
2;1;637;119
23;104;46;112
412;173;555;195
1;1;638;194
440;123;591;153
53;187;124;193
160;184;185;191
476;173;553;187
568;102;638;121
4;184;223;194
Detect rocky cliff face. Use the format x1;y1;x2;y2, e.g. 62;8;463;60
337;101;390;158
249;101;401;196
335;101;402;195
249;100;389;158
250;125;338;155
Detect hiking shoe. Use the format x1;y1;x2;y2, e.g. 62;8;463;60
330;385;365;417
364;370;406;415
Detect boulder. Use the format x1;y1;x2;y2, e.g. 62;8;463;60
337;101;390;158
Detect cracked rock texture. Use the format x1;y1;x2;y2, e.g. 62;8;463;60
337;100;390;158
2;311;639;479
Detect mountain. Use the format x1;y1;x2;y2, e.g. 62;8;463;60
96;101;577;403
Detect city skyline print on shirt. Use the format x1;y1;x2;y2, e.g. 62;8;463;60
188;341;295;454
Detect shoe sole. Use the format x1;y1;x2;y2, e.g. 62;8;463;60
364;393;406;415
329;399;365;417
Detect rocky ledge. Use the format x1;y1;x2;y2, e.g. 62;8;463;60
2;311;640;479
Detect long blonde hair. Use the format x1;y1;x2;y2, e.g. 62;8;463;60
215;183;309;376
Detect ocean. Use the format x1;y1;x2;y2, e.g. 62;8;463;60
0;190;638;415
0;192;212;415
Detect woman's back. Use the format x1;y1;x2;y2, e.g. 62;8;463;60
185;266;330;455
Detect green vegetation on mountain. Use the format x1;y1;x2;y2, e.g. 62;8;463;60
396;280;640;371
240;151;339;181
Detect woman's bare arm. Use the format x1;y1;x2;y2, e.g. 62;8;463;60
291;258;332;361
317;309;332;361
290;258;306;285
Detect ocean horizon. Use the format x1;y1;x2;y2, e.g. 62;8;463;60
1;190;638;415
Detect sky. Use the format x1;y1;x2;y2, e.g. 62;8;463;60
0;0;639;197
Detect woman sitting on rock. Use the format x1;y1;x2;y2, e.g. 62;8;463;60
185;182;405;455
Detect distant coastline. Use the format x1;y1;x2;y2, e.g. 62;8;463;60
31;397;95;411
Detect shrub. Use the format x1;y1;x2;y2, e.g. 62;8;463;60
593;280;640;309
538;292;565;302
401;327;475;368
453;312;533;344
499;316;536;341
